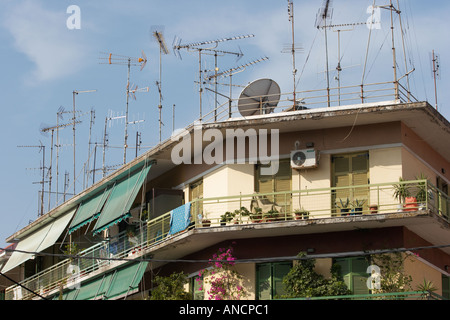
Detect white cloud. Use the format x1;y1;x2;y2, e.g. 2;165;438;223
3;1;90;85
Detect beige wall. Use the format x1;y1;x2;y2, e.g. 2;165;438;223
404;254;444;296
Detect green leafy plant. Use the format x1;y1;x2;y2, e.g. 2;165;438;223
149;271;191;300
264;208;280;222
414;173;428;204
250;207;263;222
282;252;351;298
393;177;411;203
352;199;366;214
370;252;413;295
294;208;310;220
336;197;351;215
416;279;437;299
220;211;235;224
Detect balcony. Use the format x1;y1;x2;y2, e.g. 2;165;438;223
5;179;449;300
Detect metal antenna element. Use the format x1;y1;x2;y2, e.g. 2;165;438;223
72;89;96;196
206;56;269;100
152;27;170;143
100;51;148;164
315;0;333;107
431;50;440;110
41;119;81;210
18;142;46;217
173;34;255;119
285;0;303;107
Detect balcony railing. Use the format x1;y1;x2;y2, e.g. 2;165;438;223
283;290;447;300
5;179;448;300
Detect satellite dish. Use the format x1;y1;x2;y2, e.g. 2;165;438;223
238;78;280;117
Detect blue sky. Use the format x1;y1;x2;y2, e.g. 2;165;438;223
0;0;449;248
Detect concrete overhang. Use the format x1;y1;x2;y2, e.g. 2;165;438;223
138;209;450;271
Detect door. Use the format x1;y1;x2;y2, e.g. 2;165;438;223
332;152;369;214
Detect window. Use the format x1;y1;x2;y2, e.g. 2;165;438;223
334;257;370;295
190;275;204;300
190;179;203;218
332;152;369;214
256;262;292;300
443;275;450;300
255;159;292;213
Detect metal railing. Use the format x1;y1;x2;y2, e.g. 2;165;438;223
196;81;417;124
191;179;448;227
283;290;447;300
5;179;448;300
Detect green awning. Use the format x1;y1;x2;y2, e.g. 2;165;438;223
92;164;152;235
1;208;76;273
56;261;148;300
103;261;148;299
68;187;112;234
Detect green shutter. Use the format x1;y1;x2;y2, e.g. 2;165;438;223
257;264;272;300
442;275;450;300
335;257;369;295
272;263;291;298
256;262;291;300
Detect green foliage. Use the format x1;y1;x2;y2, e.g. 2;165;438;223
370;252;413;293
281;252;351;298
149;271;191;300
393;177;411;203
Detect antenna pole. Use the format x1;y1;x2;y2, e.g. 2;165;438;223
72;89;96;195
72;91;76;196
432;50;439;110
199;49;203;119
288;0;297;106
389;0;399;100
103;116;108;178
153;29;169;142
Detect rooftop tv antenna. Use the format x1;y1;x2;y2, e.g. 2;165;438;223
72;89;96;195
431;50;440;110
315;0;333;107
173;34;255;119
152;27;170;143
284;0;303;107
18;142;46;217
99;51;148;164
206;56;269;106
238;78;281;117
41;119;80;210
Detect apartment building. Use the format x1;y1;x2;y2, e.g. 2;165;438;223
1;91;449;300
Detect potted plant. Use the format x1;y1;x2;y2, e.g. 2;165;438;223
200;212;211;227
336;197;351;216
415;173;428;210
351;199;366;215
264;208;280;222
294;208;310;220
233;206;250;224
393;177;411;211
369;204;378;214
220;211;235;225
250;207;263;223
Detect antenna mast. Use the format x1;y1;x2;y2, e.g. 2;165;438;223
315;0;333;107
286;0;302;107
173;34;254;119
72;89;96;196
18;142;46;217
100;51;148;164
432;50;440;110
153;27;170;143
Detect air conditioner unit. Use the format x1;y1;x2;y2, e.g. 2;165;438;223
290;149;317;169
